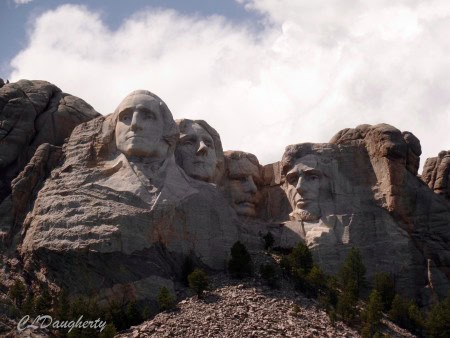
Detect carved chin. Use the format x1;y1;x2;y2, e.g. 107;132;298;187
289;208;320;222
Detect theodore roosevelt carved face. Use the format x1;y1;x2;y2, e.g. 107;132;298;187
224;151;261;217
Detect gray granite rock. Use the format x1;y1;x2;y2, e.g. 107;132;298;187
422;150;450;200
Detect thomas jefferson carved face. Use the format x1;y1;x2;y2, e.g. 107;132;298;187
225;152;261;217
0;101;35;168
115;93;168;159
285;154;323;222
176;121;217;182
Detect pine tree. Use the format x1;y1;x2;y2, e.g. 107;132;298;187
373;272;395;311
34;286;52;315
9;280;26;308
260;263;279;289
289;242;313;275
339;247;366;298
361;290;383;337
228;241;252;278
99;323;117;338
157;286;176;311
188;268;209;298
427;291;450;338
262;231;275;251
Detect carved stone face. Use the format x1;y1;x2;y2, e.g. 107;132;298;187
0;105;35;168
176;122;217;182
285;154;323;221
227;156;261;217
115;93;168;159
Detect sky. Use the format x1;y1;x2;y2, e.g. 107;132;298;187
1;0;449;171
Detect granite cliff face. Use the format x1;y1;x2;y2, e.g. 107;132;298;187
0;80;100;245
422;150;450;200
0;83;448;310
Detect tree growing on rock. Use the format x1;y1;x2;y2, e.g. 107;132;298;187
262;231;275;251
157;286;176;311
339;247;366;299
8;280;26;309
361;290;383;337
373;272;395;311
188;268;209;298
228;241;252;278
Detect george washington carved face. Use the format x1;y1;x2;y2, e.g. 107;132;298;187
114;91;176;160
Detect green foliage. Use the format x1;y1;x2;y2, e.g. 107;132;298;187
336;284;358;324
34;286;52;315
228;241;252;278
126;301;143;327
289;242;313;275
99;323;117;338
262;231;275;251
188;268;209;298
306;265;327;297
54;289;70;321
427;291;450;338
388;294;424;335
21;293;35;316
291;303;301;316
373;272;395;311
142;305;152;320
279;242;313;293
181;256;195;286
9;280;27;308
259;263;279;289
157;287;176;311
339;247;366;299
361;290;383;337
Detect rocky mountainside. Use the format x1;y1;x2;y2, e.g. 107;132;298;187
117;271;416;338
0;81;448;336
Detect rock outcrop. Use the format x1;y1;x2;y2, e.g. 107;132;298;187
0;80;100;245
0;81;448;314
258;124;449;304
18;91;241;307
422;150;450;200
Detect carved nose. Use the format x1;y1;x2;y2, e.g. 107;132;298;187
295;177;304;194
130;112;141;131
245;176;257;194
196;141;208;156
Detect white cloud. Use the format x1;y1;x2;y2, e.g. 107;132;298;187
14;0;33;5
9;2;450;171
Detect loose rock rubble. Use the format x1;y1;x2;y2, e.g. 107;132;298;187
118;274;360;338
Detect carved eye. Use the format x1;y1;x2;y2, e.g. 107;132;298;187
144;111;156;120
309;175;319;181
182;138;195;146
120;112;131;121
286;173;298;185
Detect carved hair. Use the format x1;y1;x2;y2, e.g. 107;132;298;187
281;143;335;177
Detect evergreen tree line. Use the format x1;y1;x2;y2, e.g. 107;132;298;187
257;231;450;338
6;236;450;338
